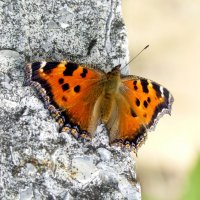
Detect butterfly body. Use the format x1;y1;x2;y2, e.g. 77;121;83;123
25;61;173;150
96;66;121;123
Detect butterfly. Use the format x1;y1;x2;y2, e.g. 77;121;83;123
25;61;174;151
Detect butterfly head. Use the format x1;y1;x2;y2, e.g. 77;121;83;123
112;64;121;71
108;65;121;76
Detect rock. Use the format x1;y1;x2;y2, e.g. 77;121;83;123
0;0;140;199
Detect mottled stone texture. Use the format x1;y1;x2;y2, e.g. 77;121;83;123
0;0;141;199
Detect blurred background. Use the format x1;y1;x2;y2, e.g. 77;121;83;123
122;0;200;200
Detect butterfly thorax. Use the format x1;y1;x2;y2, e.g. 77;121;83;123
100;67;121;124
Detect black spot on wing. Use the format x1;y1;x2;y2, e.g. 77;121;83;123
143;100;148;108
152;83;162;98
136;98;140;107
32;62;41;71
43;62;60;74
134;85;138;90
63;62;78;76
143;113;147;118
62;83;69;91
74;85;80;93
130;108;137;117
80;68;88;78
133;80;137;86
59;78;64;84
147;97;151;103
141;79;149;93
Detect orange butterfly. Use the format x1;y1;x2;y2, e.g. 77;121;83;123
25;61;173;151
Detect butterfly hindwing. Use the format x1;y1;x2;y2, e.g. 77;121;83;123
109;75;174;148
26;61;105;135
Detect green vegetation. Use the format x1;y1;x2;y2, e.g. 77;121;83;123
181;156;200;200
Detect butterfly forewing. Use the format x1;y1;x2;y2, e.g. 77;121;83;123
26;61;105;134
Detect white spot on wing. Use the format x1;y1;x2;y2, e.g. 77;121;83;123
39;61;47;72
41;61;47;68
160;86;164;97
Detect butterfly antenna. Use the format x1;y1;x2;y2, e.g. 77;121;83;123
122;45;149;70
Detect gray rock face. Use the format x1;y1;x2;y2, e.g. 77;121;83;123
0;0;141;199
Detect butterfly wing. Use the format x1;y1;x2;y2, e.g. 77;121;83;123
25;61;105;136
108;75;174;148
